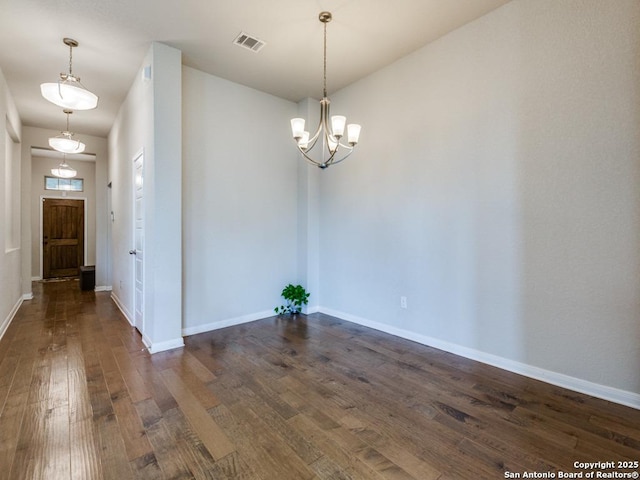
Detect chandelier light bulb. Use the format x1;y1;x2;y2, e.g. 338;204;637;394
331;116;346;137
291;118;306;140
347;124;361;146
298;131;310;150
327;135;338;153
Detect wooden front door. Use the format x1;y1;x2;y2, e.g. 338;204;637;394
43;198;85;279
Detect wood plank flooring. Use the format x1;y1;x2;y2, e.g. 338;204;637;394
0;279;638;479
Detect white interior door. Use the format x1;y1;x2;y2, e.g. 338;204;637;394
132;152;144;333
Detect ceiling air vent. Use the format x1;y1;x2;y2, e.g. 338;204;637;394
233;32;266;53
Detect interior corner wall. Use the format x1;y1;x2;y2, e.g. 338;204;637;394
181;66;299;334
0;65;22;336
296;98;321;312
319;0;640;398
109;42;183;352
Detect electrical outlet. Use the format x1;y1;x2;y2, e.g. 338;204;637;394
400;296;407;309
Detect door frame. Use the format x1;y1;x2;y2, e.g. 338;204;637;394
39;195;88;280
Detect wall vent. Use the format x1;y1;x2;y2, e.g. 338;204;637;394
233;32;266;53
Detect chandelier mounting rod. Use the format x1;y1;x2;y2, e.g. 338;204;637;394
320;11;331;98
63;38;79;78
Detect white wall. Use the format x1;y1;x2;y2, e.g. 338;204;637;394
147;43;183;352
0;66;22;339
319;0;640;403
109;42;183;352
181;66;299;334
108;55;148;319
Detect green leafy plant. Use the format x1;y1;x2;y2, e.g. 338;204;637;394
274;284;310;315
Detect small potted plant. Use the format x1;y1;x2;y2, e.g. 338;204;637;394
274;284;310;315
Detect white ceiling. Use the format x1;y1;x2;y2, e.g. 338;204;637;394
0;0;510;138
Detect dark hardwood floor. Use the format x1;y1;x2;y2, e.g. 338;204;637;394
0;279;638;479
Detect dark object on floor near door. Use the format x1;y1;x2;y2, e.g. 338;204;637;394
79;265;95;291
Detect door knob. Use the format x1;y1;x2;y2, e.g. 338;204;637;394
129;250;137;255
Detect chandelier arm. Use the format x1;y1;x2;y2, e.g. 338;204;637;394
322;131;338;157
326;148;355;166
72;77;89;88
302;144;353;168
296;146;325;167
322;142;348;166
306;123;323;148
304;137;321;153
299;98;329;151
60;74;89;89
320;97;336;148
295;136;353;168
336;141;354;150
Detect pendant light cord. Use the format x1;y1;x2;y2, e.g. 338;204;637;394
68;43;73;76
323;20;327;98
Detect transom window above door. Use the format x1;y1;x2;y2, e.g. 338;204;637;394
44;176;84;192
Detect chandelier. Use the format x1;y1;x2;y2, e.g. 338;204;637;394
290;12;361;169
51;154;77;178
41;38;98;110
49;109;86;154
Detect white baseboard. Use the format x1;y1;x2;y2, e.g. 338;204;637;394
110;292;134;326
182;309;275;337
22;292;33;301
319;307;640;411
95;285;112;292
111;292;184;354
147;337;185;354
31;276;41;281
0;295;23;341
142;334;152;350
181;306;326;337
